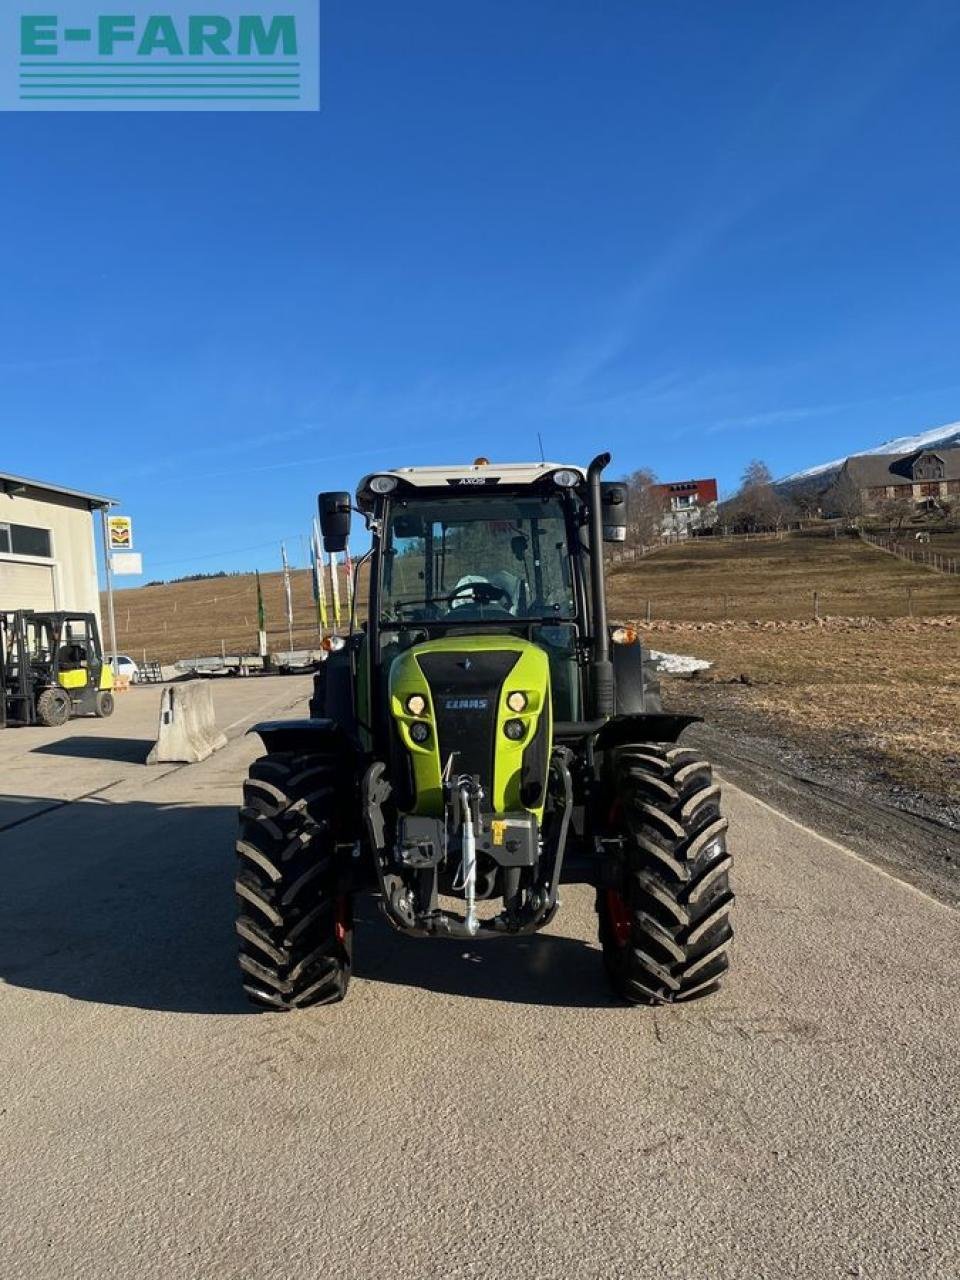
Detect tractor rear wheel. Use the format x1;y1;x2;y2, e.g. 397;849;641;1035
36;687;71;727
95;691;115;718
599;742;733;1005
235;751;353;1010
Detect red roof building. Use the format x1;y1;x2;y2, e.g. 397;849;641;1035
653;478;718;510
651;478;719;537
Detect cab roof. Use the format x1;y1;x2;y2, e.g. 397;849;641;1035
357;460;586;505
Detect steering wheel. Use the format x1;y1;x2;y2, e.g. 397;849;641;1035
447;581;513;608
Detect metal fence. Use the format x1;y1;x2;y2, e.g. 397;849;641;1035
860;531;960;576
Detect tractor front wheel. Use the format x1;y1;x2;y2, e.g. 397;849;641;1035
35;687;71;727
599;742;734;1005
235;751;353;1010
95;691;115;718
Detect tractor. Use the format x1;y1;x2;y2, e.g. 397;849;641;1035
1;609;115;727
235;454;733;1009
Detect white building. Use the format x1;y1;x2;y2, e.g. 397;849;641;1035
0;472;115;623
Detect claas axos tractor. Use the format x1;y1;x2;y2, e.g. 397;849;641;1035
235;454;733;1009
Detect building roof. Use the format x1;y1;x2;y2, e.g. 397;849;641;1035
0;471;117;510
843;447;960;488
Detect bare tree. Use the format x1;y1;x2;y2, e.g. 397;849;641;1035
728;459;785;532
878;494;914;534
825;470;863;522
622;468;666;551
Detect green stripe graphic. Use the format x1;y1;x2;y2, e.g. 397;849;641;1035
20;60;300;67
20;94;300;100
21;74;300;79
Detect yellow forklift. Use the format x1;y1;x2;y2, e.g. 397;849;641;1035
1;610;114;727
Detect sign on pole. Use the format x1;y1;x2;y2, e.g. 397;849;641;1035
107;515;133;549
110;553;142;575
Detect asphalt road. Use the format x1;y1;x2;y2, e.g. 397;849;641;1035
1;681;958;1279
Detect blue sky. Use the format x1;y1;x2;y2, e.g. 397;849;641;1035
2;0;959;580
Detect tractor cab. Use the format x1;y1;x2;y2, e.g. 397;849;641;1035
1;610;114;727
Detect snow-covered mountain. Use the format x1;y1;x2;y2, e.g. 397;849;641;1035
779;419;960;488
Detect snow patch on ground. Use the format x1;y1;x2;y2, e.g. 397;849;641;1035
647;649;713;676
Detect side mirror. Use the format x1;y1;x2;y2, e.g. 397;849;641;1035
600;482;628;543
318;491;352;553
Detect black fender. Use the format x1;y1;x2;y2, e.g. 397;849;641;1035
247;718;355;756
594;712;700;749
612;641;662;715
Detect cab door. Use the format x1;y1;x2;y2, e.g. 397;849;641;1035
57;616;100;710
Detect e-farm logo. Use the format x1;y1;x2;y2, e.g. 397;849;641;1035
3;2;318;110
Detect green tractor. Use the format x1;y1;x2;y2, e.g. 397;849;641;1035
235;454;733;1009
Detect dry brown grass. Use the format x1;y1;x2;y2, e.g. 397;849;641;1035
102;567;356;664
607;532;960;622
105;535;960;804
641;617;960;801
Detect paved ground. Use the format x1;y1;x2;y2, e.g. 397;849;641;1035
1;680;958;1279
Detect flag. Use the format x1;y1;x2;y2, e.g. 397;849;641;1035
343;543;354;616
255;568;267;657
255;570;266;631
280;542;294;652
312;519;328;633
329;549;342;630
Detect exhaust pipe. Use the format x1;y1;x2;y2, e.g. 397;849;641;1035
586;451;614;717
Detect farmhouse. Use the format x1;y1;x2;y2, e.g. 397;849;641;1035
830;447;960;512
0;472;115;621
653;477;719;536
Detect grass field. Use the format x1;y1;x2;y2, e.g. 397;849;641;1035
643;617;960;807
103;567;348;664
103;535;960;808
607;531;960;622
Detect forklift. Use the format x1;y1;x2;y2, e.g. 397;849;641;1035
0;610;115;727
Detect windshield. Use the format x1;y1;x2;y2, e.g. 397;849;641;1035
380;495;576;624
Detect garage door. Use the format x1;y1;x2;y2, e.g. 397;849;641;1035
0;560;57;611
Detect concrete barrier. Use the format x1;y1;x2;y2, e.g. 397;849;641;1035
146;682;228;765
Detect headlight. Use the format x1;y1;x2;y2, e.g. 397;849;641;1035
406;693;427;716
552;468;580;488
322;634;346;652
506;690;527;712
369;475;398;494
409;721;431;744
503;718;526;741
611;626;638;646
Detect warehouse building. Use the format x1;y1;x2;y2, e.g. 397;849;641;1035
0;472;115;622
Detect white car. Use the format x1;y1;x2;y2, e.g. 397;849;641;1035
104;654;141;684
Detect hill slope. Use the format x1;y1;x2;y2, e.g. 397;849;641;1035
607;531;960;622
105;532;960;663
778;418;960;490
102;567;354;664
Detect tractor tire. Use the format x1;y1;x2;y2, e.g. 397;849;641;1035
95;691;115;718
599;742;733;1005
36;687;71;727
235;751;353;1010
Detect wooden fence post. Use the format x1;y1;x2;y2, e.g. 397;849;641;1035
814;590;820;620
